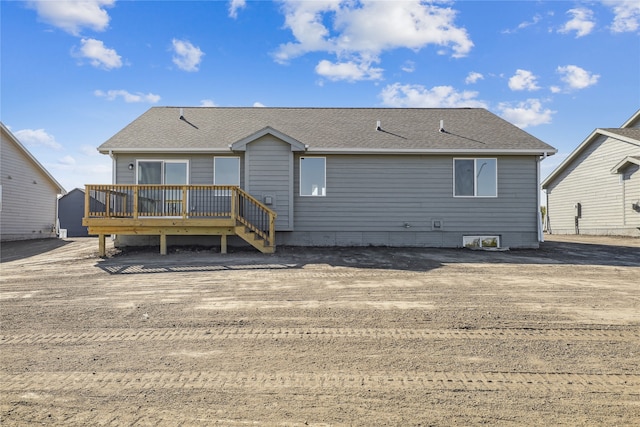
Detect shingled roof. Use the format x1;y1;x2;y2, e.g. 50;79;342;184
98;107;556;155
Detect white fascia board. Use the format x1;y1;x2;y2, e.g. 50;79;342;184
610;156;640;174
1;122;66;194
621;109;640;128
98;147;235;154
304;148;557;155
541;129;601;189
101;147;556;156
542;128;640;189
599;129;640;146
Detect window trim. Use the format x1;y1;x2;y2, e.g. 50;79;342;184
213;156;241;186
453;158;497;198
300;156;326;197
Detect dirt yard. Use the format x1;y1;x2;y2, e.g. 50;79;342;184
1;235;639;426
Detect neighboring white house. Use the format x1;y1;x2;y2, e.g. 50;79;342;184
542;110;640;236
1;122;66;241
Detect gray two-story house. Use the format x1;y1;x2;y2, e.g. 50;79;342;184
84;107;556;254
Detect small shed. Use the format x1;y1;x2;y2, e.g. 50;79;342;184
58;188;89;237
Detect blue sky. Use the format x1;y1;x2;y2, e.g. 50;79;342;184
1;0;639;192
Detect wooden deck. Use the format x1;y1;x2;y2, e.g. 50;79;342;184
82;185;276;255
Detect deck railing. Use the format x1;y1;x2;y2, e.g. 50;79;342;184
84;184;276;247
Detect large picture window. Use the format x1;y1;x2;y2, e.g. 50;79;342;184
454;158;497;197
300;157;326;196
214;157;240;186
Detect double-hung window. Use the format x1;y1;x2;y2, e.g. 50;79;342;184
454;158;497;197
300;157;326;196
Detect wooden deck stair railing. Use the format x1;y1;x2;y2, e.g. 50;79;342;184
82;185;276;255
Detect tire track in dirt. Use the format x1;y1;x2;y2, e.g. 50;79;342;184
2;327;637;345
2;371;638;394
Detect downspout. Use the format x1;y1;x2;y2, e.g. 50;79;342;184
109;150;116;184
537;152;548;243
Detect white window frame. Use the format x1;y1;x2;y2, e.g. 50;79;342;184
300;157;326;197
213;156;240;186
135;159;189;217
453;158;497;198
136;159;189;185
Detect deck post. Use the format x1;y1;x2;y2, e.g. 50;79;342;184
133;187;139;219
98;234;106;257
220;234;228;254
84;186;90;219
160;233;167;255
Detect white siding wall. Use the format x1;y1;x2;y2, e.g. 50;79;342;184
1;132;59;241
547;135;640;235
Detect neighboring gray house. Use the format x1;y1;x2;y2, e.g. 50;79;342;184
542;110;640;237
1;122;66;241
58;188;90;237
94;107;556;249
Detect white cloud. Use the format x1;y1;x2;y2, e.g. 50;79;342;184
497;99;555;128
275;0;473;81
94;89;161;103
14;128;63;150
603;0;640;33
559;8;595;37
557;65;600;90
171;39;204;72
253;102;266;107
401;61;416;73
379;83;488;108
200;99;217;107
74;38;122;69
229;0;246;19
58;155;77;166
503;14;542;34
80;145;99;156
315;58;383;82
508;69;540;91
27;0;114;36
465;71;484;84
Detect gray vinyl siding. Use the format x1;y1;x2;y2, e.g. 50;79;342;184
546;135;640;236
112;153;541;248
114;154;245;187
245;135;293;230
1;133;59;241
284;154;539;248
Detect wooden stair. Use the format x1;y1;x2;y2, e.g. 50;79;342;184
235;226;275;254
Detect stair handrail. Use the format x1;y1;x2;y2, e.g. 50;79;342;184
233;187;277;247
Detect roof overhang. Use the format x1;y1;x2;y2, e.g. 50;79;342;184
100;147;555;156
230;126;307;152
542;128;640;189
611;156;640;174
1;122;66;194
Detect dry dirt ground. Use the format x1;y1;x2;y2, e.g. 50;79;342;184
1;235;639;426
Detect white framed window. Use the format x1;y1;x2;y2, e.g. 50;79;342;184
214;157;240;186
454;158;497;197
136;159;189;216
300;157;326;196
137;160;188;185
